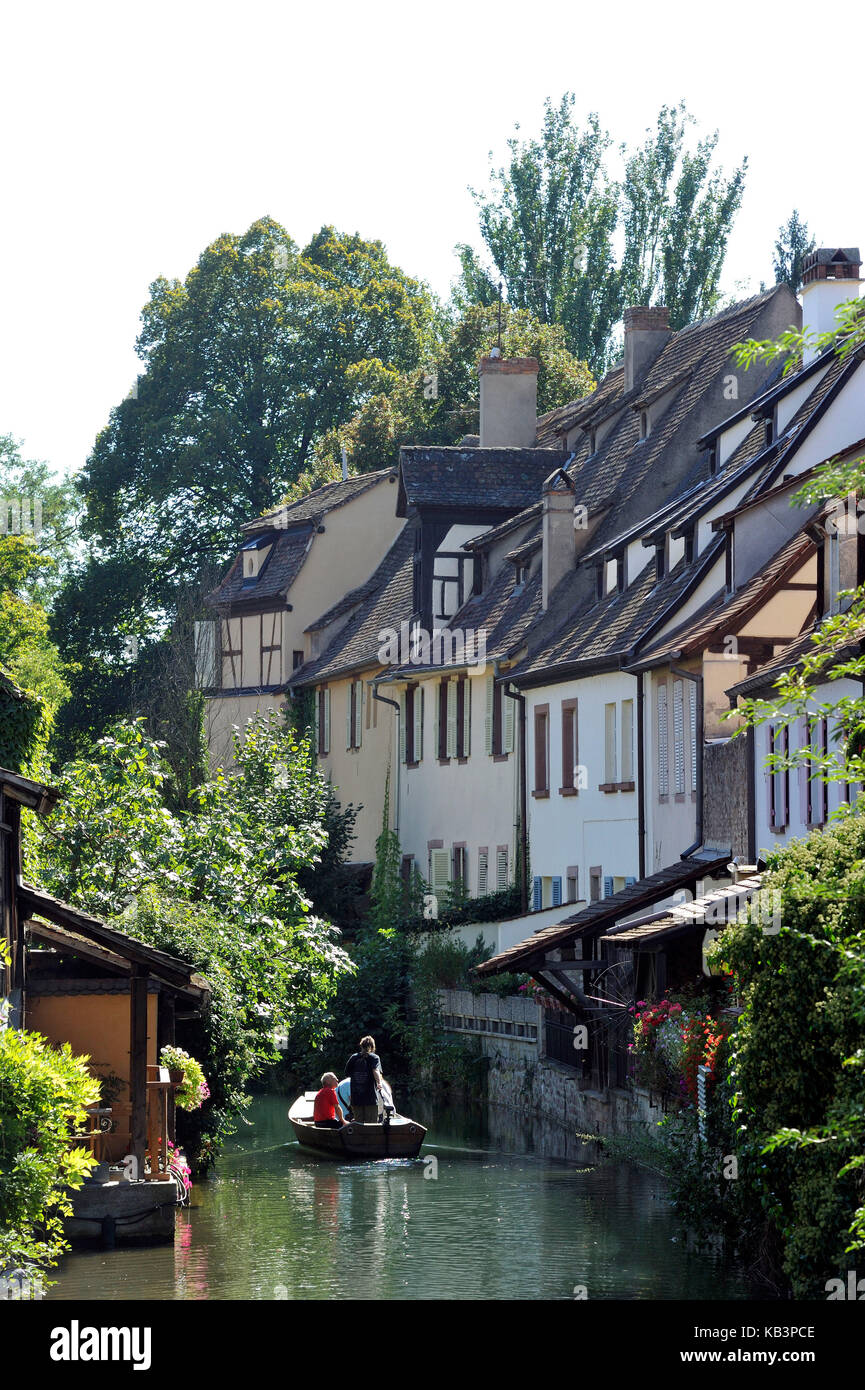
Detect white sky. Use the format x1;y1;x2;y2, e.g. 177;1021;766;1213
1;0;862;480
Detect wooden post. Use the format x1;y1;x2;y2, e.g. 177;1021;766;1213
129;967;149;1175
159;991;176;1144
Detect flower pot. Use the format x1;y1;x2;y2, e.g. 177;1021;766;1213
169;1069;185;1086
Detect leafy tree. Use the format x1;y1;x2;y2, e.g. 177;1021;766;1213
0;436;80;606
0;534;69;769
458;95;747;371
619;103;747;328
772;209;815;295
458;97;620;371
31;713;354;1165
307;302;595;482
52;219;438;754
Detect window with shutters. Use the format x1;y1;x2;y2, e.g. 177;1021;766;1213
429;847;450;898
452;845;467;893
486;677;513;757
687;682;698;791
533;705;550;796
560;698;578;794
456;676;470;759
808;718;828;826
532;876;542;911
446;678;459;759
346;679;363;750
566;866;578;903
552;876;563;907
621;699;634;784
604;875;614;899
590;867;602;903
437;679;449;760
405;684;423;764
604;703;617;784
769;723;789;830
673;680;685;795
495;847;509;891
477;849;488;896
317;688;330;755
657;683;669;797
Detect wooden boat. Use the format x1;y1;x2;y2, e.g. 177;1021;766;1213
288;1092;426;1159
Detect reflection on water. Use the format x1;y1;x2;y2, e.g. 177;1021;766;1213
49;1092;746;1301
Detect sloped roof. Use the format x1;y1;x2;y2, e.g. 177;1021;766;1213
632;529;816;669
206;528;312;609
474;856;730;976
243;469;395;533
600;874;763;950
289;525;415;686
509;537;722;683
397;447;566;515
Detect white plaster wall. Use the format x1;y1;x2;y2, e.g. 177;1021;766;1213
398;670;519;891
526;671;640;897
753;678;861;857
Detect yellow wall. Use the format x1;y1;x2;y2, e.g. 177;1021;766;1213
27;991;158;1161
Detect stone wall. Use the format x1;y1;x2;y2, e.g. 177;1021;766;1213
438;989;666;1159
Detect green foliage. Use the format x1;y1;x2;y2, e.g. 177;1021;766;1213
158;1045;207;1111
0;1026;99;1280
458;95;747;372
772;210;815;295
307;301;594;482
0;529;69;773
709;816;865;1297
0;435;80;606
369;768;402;933
30;712;353;1166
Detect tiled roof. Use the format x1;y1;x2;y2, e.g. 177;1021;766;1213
474;856;730;976
242;469;395;533
510;538;722;682
535;366;624;446
633;529;816;668
397;447;566;515
725;621;865;702
600;874;763;949
289;525;415;686
205;529;312;609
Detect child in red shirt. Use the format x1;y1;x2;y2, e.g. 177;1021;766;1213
313;1072;348;1128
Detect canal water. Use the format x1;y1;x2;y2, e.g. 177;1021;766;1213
49;1093;746;1301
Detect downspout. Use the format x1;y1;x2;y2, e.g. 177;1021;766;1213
636;670;646;879
372;680;401;835
671;658;703;859
499;663;529;916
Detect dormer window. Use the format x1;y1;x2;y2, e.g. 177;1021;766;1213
241;534;274;584
589;428;597;456
707;443;718;476
683;529;695;565
616;553;626;593
514;559;531;589
639;410;650;441
655;543;666;582
764;415;775;448
595;562;604;601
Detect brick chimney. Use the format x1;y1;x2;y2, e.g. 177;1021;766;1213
624;306;671;392
478;354;539;447
541;468;576;609
801;248;862;364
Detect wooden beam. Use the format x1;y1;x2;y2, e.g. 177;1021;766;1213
129;967;149;1173
541;958;601;971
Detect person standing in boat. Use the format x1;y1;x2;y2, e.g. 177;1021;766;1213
313;1072;349;1128
345;1035;384;1124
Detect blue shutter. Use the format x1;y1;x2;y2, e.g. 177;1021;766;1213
532;876;542;912
604;875;614;899
552;876;562;906
625;876;637;887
